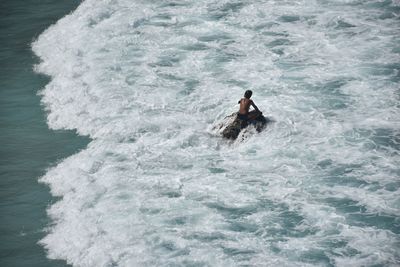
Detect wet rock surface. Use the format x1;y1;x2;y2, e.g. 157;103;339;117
215;113;269;140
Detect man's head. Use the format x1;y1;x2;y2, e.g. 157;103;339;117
244;90;253;99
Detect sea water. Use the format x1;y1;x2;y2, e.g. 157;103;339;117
32;0;399;266
0;1;88;266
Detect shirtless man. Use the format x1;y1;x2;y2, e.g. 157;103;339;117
238;90;261;121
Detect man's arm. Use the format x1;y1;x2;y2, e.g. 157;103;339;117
251;100;260;112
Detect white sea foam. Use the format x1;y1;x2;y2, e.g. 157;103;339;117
33;0;400;266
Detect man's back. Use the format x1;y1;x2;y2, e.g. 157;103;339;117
239;98;252;115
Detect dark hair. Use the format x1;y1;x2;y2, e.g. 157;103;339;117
244;90;252;99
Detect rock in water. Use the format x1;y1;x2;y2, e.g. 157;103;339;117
220;113;268;140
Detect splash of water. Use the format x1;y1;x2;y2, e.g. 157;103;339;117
33;0;400;266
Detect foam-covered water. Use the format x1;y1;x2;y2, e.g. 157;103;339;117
33;0;400;266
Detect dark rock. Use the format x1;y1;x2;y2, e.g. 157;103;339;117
219;113;269;140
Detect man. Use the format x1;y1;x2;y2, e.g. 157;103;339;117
238;90;262;121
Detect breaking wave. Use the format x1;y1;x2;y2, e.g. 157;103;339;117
33;0;400;266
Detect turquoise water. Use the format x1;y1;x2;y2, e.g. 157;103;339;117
0;1;89;266
2;0;400;266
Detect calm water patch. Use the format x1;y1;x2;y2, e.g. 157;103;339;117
0;1;89;266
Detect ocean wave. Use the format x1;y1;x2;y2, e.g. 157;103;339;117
33;0;400;266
